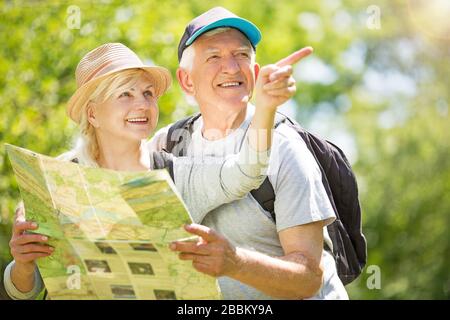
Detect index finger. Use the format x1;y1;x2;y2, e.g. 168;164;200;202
275;46;313;67
169;240;209;255
184;224;219;243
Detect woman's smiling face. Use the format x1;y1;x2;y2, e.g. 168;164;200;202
88;71;159;145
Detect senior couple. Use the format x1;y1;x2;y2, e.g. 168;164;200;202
3;7;348;300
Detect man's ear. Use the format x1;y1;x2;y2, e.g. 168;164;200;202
253;63;260;81
87;102;100;128
176;67;195;95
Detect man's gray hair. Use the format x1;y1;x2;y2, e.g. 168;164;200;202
179;27;256;71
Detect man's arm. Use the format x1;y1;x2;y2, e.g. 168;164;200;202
172;139;270;223
233;221;324;299
148;48;312;155
170;221;324;299
152;49;311;222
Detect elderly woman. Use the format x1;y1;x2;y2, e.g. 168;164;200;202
4;42;296;299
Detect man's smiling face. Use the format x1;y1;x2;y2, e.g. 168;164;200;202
188;28;258;113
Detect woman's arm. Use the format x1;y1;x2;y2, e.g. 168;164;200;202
4;204;50;299
4;260;44;300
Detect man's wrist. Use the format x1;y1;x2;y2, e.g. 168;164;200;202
253;104;277;116
226;246;246;278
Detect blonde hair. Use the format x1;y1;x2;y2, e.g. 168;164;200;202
59;68;154;166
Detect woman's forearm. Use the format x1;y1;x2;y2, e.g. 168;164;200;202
4;260;43;300
11;262;36;293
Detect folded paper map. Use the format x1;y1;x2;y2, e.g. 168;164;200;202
5;144;222;300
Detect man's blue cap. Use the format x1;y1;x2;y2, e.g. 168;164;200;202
178;7;262;62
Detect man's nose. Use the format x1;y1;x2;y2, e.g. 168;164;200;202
221;56;240;74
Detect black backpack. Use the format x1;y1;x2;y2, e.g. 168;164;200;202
160;112;367;285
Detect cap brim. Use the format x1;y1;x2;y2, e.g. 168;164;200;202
67;65;172;124
186;17;261;47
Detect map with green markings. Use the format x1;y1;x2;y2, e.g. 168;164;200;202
5;144;222;300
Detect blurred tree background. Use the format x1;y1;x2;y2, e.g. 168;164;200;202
0;0;448;299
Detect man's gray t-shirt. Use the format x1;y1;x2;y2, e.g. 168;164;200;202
150;105;349;300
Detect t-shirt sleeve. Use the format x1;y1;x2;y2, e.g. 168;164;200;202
3;261;44;300
271;126;336;232
173;136;270;223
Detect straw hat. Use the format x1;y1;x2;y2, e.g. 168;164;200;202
66;43;172;123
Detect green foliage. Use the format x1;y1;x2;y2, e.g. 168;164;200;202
0;0;448;299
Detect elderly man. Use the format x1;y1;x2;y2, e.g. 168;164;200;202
150;7;349;299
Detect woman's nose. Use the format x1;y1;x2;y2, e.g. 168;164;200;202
135;95;154;110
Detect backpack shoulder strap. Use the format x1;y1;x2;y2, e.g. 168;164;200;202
250;178;276;221
151;151;174;181
165;113;201;156
274;111;301;129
